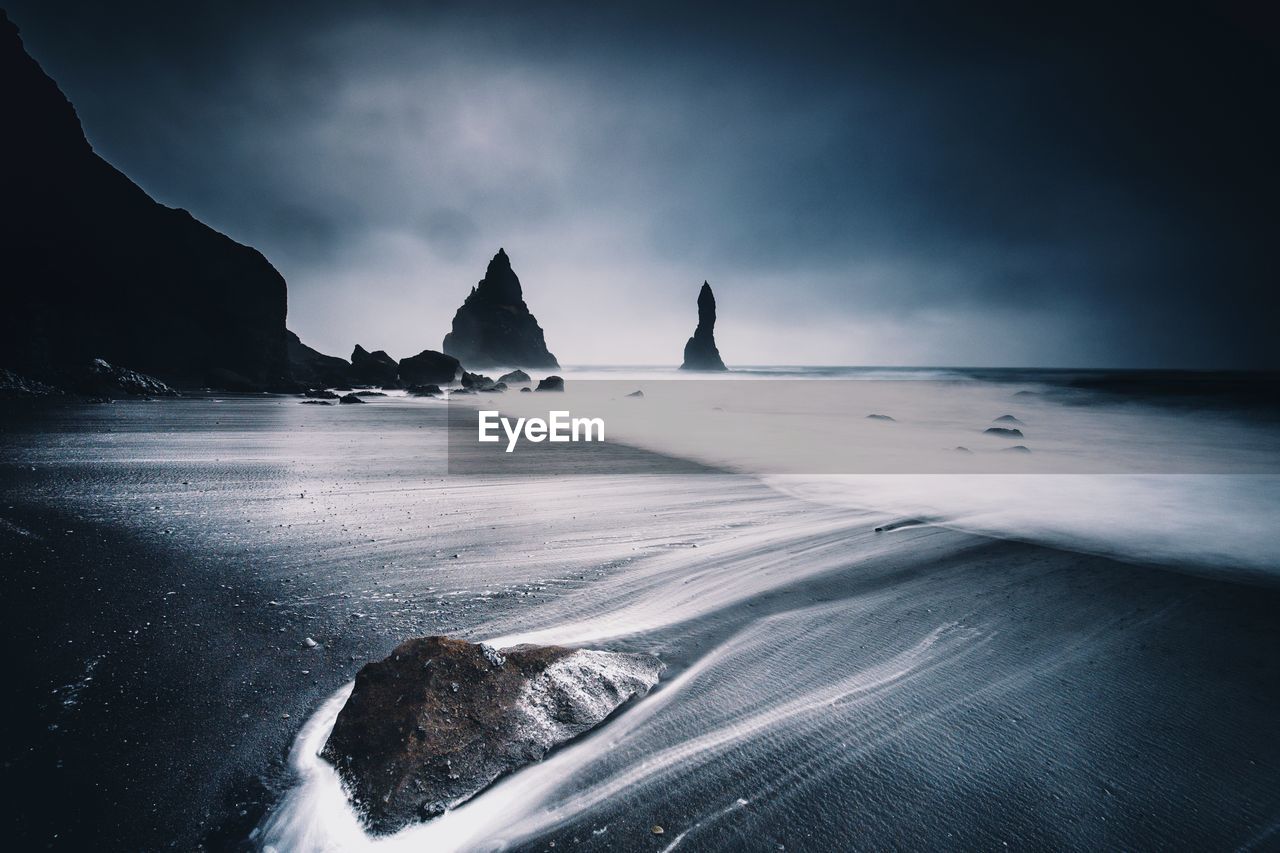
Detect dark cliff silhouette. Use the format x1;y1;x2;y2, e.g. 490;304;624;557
680;282;728;371
442;249;559;369
0;11;289;388
286;331;354;389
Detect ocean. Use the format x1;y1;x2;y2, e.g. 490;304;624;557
2;367;1278;851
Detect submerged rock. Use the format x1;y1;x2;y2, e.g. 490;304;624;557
442;249;559;369
625;389;644;398
321;636;662;834
679;282;728;371
338;393;366;405
866;413;895;421
993;414;1025;425
399;349;460;385
535;375;564;392
983;426;1024;438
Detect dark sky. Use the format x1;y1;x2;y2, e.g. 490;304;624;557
6;1;1278;367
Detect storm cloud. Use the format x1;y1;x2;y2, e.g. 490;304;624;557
8;0;1277;366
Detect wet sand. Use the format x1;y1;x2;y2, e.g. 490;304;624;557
2;397;1278;851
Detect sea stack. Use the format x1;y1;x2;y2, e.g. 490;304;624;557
442;249;559;369
680;282;728;371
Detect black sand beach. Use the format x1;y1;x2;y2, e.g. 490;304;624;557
3;397;1279;851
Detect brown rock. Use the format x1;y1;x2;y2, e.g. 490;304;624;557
321;636;662;834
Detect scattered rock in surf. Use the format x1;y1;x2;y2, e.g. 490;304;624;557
626;390;644;398
350;345;400;388
398;349;461;385
76;358;178;398
983;426;1023;438
1003;445;1032;453
299;399;333;405
874;517;932;532
866;413;895;421
288;331;354;389
302;388;338;400
460;371;496;391
321;636;662;834
536;375;565;392
520;387;532;393
338;393;365;405
993;414;1024;425
498;369;531;385
355;391;387;397
0;367;62;398
405;384;442;397
952;446;972;453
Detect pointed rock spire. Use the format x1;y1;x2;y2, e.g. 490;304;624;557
442;249;558;368
680;281;728;371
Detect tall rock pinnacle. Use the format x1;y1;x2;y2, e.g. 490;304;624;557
680;282;728;371
442;249;559;369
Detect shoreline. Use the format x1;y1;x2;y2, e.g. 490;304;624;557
3;398;1279;850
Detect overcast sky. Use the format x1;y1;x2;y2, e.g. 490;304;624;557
8;1;1278;367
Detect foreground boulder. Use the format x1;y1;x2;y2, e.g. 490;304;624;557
321;636;662;834
498;369;531;385
680;281;728;371
399;349;460;385
442;249;559;369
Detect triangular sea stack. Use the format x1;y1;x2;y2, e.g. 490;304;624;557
442;249;558;369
